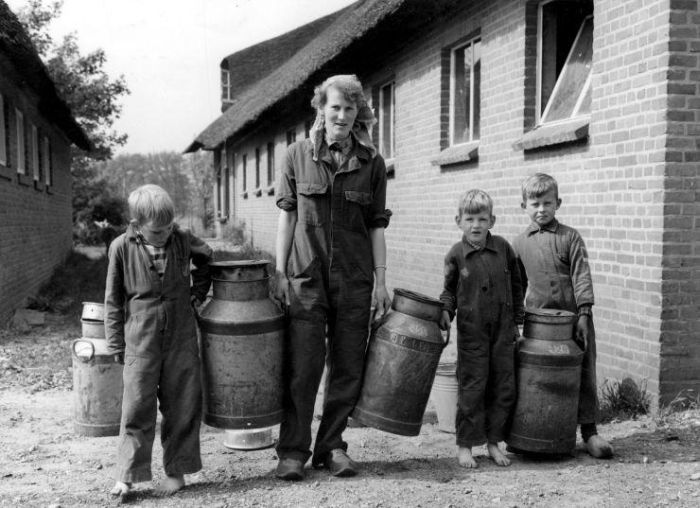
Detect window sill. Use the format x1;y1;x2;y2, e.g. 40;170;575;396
17;173;32;186
216;216;228;224
385;159;395;179
242;191;249;199
512;117;589;151
34;179;45;192
45;184;53;195
431;141;479;167
254;188;263;197
266;184;275;196
0;165;12;181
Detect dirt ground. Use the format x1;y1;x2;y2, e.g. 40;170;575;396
2;314;700;508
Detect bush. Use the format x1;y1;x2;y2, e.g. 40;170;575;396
222;219;247;245
599;377;651;423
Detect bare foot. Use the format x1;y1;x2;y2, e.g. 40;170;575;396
586;434;613;458
487;442;511;466
457;446;478;468
154;474;185;496
110;481;132;497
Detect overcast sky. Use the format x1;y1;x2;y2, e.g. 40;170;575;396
6;0;356;155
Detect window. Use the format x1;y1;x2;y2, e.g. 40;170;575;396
43;136;52;186
286;129;296;146
538;0;593;123
221;66;231;101
255;147;260;189
378;81;395;160
304;120;313;139
267;142;275;185
15;109;25;174
0;94;6;166
450;37;481;145
31;124;40;182
242;154;247;191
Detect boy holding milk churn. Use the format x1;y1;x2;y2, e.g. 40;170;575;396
104;184;212;497
512;173;613;458
439;189;524;468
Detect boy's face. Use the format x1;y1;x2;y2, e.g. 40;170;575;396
140;220;173;247
455;210;495;244
522;190;561;227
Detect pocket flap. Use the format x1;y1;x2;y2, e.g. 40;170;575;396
344;190;372;205
298;182;328;195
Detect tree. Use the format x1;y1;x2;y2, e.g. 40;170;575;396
17;0;131;245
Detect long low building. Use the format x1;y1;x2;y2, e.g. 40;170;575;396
188;0;700;406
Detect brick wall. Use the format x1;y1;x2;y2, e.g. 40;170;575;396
0;54;74;325
659;0;700;403
215;0;690;403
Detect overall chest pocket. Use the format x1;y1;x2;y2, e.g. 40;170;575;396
297;182;329;226
342;190;372;231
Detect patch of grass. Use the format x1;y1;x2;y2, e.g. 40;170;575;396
599;377;651;423
655;389;700;426
27;249;107;318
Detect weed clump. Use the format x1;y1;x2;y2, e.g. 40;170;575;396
599;377;651;423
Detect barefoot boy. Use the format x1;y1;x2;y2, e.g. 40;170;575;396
439;189;524;468
105;184;212;496
512;173;613;458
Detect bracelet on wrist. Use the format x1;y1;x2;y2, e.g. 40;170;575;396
578;306;592;317
374;264;386;271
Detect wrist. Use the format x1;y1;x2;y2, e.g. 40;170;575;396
578;305;592;318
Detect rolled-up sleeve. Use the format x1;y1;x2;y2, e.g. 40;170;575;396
276;146;297;211
369;155;392;228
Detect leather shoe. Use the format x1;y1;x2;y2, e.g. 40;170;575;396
326;449;358;477
276;458;304;481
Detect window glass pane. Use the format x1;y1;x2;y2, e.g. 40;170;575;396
577;80;591;115
380;83;393;158
542;16;593;122
0;94;6;165
452;45;468;144
267;142;274;184
472;40;481;140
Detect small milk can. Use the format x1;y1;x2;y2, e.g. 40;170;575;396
352;288;447;436
196;260;284;429
507;308;583;455
72;338;124;436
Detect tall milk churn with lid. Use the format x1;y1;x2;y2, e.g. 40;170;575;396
507;308;583;455
352;289;447;436
196;260;284;429
72;302;124;437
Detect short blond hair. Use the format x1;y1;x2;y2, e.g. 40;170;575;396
457;189;494;217
521;173;559;201
128;184;174;226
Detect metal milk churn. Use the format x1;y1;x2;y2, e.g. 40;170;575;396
352;288;447;436
196;260;284;429
507;308;583;455
72;302;124;437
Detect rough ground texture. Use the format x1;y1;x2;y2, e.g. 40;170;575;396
2;314;700;508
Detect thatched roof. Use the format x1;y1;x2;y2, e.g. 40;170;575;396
0;0;91;151
186;0;463;153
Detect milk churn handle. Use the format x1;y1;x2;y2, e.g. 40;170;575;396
370;309;388;332
72;339;95;363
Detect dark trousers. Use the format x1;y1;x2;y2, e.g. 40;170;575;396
276;275;371;464
456;320;515;447
578;319;598;424
116;344;202;483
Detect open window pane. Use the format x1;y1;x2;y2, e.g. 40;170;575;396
542;15;593;123
451;38;481;144
379;82;394;159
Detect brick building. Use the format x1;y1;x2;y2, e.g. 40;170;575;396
0;1;91;324
187;0;700;405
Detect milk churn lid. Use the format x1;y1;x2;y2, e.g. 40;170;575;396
524;307;576;324
392;288;444;323
81;301;104;321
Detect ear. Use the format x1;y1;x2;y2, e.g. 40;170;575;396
556;198;562;209
454;215;461;226
489;215;497;229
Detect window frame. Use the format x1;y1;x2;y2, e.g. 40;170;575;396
221;68;231;102
378;80;395;161
0;93;6;167
255;147;261;190
266;141;275;186
15;109;25;175
43;135;52;187
449;36;481;146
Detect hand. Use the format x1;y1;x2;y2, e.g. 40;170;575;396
114;353;125;365
273;270;290;308
439;310;451;331
372;284;392;322
575;315;591;351
513;323;521;340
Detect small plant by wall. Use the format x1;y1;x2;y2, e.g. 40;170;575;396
599;377;651;423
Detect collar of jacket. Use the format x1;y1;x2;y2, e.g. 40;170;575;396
311;130;371;169
460;232;497;256
526;218;559;235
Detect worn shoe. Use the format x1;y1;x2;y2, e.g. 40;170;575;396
275;458;304;481
586;434;614;458
326;449;358;477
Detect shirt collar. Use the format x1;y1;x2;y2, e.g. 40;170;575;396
527;218;559;235
460;232;496;256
